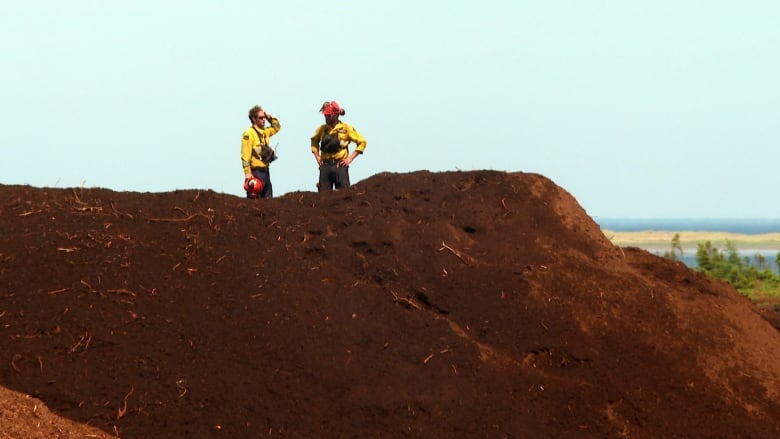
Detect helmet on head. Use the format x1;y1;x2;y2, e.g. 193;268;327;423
319;101;345;117
244;176;263;196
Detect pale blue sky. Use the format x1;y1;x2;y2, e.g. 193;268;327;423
2;1;778;218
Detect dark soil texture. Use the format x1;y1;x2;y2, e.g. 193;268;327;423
1;170;780;438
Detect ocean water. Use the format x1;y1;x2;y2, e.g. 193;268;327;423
654;250;780;272
595;218;780;234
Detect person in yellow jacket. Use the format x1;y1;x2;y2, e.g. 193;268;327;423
241;105;281;198
310;101;367;192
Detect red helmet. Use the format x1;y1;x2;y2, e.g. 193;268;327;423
244;176;263;196
319;101;345;116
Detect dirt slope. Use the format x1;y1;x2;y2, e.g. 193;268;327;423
1;170;779;438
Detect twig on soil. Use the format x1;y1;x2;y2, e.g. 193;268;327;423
72;205;103;213
423;353;434;364
10;354;22;373
175;379;188;398
389;290;421;310
139;284;159;296
8;352;45;373
106;288;136;297
80;279;95;292
117;386;134;419
47;287;71;295
501;198;512;217
439;241;473;266
71;188;85;205
148;211;213;226
69;329;92;354
110;201;134;219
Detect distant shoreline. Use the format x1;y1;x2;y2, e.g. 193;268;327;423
601;230;780;253
596;218;780;235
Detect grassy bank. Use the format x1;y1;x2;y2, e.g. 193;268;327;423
601;230;780;253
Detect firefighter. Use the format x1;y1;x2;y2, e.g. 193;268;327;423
310;101;367;191
241;105;281;198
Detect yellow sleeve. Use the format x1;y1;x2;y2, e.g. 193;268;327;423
266;117;281;137
347;124;367;153
241;128;254;174
310;125;325;154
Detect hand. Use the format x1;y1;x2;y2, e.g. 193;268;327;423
339;153;356;167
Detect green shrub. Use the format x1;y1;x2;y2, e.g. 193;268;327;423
664;238;780;303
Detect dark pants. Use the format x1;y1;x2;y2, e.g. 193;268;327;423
248;167;273;199
318;161;350;192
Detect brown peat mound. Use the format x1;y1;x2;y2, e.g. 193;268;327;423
1;170;779;438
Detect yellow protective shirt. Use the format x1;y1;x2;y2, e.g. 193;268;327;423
310;121;367;160
241;117;281;173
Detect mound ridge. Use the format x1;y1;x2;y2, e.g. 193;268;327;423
1;170;779;438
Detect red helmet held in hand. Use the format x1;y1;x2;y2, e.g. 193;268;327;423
244;176;263;196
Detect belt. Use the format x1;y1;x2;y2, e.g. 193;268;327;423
251;166;269;172
322;159;340;166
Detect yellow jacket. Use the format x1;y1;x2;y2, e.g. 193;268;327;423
241;117;281;173
310;121;367;160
